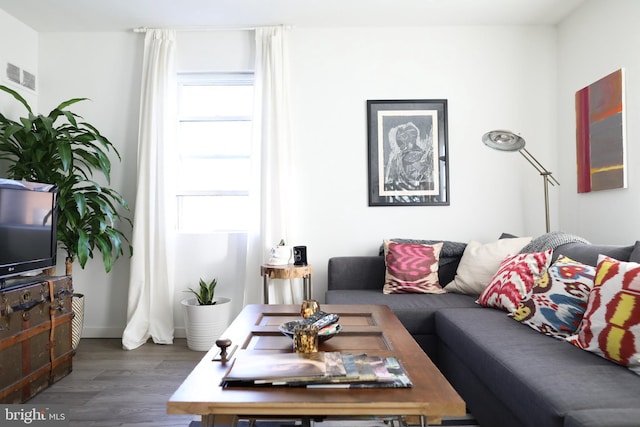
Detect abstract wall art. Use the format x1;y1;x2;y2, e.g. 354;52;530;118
575;68;626;193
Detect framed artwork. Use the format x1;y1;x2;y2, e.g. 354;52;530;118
575;68;626;193
367;99;449;206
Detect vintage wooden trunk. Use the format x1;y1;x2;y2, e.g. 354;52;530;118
0;275;74;403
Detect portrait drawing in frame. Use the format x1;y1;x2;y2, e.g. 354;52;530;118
367;99;449;206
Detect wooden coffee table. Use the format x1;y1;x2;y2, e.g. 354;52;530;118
167;304;465;426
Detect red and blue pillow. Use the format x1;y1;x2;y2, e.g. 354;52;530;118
511;256;595;339
477;250;553;313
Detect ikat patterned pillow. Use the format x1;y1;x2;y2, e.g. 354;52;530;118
477;250;552;313
567;255;640;375
383;240;445;294
511;256;595;339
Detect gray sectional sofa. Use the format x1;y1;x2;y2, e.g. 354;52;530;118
325;238;640;427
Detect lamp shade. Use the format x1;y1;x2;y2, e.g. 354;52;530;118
481;128;559;233
482;130;525;152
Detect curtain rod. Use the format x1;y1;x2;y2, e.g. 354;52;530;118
132;25;291;33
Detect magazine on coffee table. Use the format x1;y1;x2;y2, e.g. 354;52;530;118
304;354;413;389
221;351;412;388
220;351;336;386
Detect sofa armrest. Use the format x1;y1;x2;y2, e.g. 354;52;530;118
327;256;385;291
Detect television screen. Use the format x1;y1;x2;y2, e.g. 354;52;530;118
0;179;58;286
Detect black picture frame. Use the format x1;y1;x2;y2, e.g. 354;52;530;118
367;99;449;206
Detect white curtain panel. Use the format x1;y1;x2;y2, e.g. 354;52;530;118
122;29;177;350
244;26;302;305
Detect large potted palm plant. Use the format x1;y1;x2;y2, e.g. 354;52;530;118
0;84;132;349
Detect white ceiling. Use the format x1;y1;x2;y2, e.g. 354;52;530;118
0;0;585;33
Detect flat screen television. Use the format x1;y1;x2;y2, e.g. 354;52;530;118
0;179;58;288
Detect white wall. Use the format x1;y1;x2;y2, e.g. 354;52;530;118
37;30;256;338
38;32;142;337
556;0;640;244
5;19;570;338
0;10;38;119
0;10;37;180
289;26;558;297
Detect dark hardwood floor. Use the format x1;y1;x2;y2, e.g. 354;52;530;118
29;338;204;427
28;339;478;427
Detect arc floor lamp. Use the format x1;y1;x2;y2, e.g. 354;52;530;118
482;130;559;233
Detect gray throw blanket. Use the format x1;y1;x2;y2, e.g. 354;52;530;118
519;231;590;253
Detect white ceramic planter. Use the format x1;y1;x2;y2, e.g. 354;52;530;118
181;296;232;351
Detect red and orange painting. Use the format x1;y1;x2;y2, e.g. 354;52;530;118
575;68;626;193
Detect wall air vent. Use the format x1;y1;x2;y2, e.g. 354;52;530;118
22;70;36;91
2;61;37;94
6;62;20;84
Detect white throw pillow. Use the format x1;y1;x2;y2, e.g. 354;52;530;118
445;237;532;295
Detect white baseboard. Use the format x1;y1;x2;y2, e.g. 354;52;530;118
80;327;124;338
80;327;187;339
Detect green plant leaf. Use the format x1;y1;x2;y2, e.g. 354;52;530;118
55;98;89;112
58;139;73;172
0;85;132;273
77;229;90;268
73;192;88;218
0;85;32;113
185;278;218;305
95;234;113;273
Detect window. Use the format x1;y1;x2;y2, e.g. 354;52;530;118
176;72;254;232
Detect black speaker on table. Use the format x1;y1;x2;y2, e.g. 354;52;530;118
293;246;307;266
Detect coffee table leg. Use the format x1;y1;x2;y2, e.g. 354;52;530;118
263;275;269;304
397;415;426;426
200;414;242;426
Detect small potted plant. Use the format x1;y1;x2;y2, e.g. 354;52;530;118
181;278;232;351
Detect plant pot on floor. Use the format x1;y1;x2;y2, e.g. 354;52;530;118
71;293;85;352
181;296;232;351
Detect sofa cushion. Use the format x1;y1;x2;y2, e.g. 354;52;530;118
383;240;445;294
512;255;595;339
445;237;532;295
553;242;635;266
327;257;386;292
568;255;640;374
629;241;640;262
564;409;640;427
477;250;552;313
325;290;478;336
436;308;640;427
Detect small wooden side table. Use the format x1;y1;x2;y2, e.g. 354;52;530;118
260;264;313;304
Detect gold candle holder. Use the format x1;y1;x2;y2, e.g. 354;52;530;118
293;324;318;353
300;299;320;319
